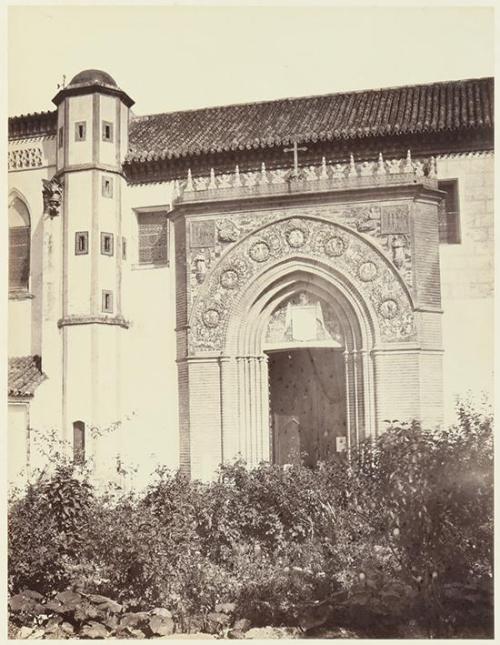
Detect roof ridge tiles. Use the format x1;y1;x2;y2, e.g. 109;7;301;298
128;76;492;122
8;76;494;163
9;76;492;125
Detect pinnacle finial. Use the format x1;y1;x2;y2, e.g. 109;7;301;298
209;167;217;189
186;168;194;191
375;152;386;176
403;149;413;173
348;153;357;178
428;156;437;178
234;164;242;187
320;156;328;179
260;162;269;184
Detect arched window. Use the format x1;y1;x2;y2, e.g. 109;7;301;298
9;194;31;292
73;421;85;465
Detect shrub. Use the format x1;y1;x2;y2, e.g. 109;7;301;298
8;401;493;637
8;463;94;594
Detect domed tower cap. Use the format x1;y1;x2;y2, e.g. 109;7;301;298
69;69;118;87
52;68;134;107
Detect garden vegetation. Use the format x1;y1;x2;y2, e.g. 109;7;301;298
8;400;493;638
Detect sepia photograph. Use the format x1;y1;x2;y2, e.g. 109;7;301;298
5;3;494;640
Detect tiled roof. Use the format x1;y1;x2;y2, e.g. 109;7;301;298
8;356;46;399
8;111;58;139
126;77;493;163
8;77;493;159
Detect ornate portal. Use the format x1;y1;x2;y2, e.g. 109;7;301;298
173;157;444;478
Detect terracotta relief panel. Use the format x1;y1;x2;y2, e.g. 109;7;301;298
187;214;415;353
186;202;413;312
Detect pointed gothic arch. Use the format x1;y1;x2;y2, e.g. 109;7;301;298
218;258;377;465
9;190;31;292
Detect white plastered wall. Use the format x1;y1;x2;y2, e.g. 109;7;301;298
437;152;494;424
8;403;29;487
118;181;180;488
8;137;64;480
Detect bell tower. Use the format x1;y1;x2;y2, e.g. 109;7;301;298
52;70;134;476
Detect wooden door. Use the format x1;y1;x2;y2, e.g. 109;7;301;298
273;414;301;465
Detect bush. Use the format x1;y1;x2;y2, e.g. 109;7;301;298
8;463;94;594
8;401;493;638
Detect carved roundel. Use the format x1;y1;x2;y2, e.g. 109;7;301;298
249;241;271;263
220;269;239;289
189;216;416;354
379;298;399;320
324;235;347;258
358;261;379;282
286;228;306;248
202;308;221;328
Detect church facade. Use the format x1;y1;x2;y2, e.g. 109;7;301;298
8;71;494;486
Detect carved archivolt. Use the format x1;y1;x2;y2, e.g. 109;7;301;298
188;216;415;353
329;204;413;287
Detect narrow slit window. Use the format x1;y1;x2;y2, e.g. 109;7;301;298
102;290;113;313
75;121;86;141
102;121;113;142
75;232;89;255
58;127;64;148
73;421;85;465
122;237;127;260
102;176;113;198
101;232;114;256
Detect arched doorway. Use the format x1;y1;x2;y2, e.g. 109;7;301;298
222;260;376;468
265;290;347;466
179;213;430;480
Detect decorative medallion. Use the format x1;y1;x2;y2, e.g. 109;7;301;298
286;228;306;248
220;269;239;289
324;235;347;257
249;241;271;263
379;299;399;320
217;219;240;243
358;261;379;282
202;308;221;328
188;215;416;353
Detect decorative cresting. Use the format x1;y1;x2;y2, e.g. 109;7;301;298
173;151;438;203
188;216;415;354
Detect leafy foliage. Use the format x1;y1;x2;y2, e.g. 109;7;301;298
8;401;493;637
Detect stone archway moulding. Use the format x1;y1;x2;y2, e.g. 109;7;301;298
227;263;368;356
188;215;416;355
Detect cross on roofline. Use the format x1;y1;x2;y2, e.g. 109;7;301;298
284;140;307;177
